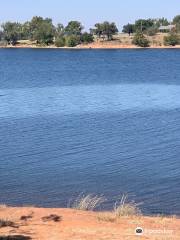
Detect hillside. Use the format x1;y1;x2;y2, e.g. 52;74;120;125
0;207;179;240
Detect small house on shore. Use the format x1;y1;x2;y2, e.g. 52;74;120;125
159;25;176;32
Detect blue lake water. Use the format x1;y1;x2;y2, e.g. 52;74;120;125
0;49;180;215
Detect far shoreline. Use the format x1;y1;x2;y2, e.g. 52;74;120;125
1;44;180;50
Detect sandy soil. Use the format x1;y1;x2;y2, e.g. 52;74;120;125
0;207;179;240
1;43;180;49
78;42;180;49
1;36;180;49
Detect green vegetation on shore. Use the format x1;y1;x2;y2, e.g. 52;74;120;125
0;15;180;47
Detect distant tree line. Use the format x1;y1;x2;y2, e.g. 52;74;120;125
122;18;169;36
123;16;180;47
0;15;180;47
0;17;118;47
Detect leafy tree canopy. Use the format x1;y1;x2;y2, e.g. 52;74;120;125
173;15;180;32
92;21;118;40
29;16;55;45
122;24;135;35
122;18;169;35
154;18;169;27
2;22;22;45
135;19;154;32
173;15;180;24
64;21;83;36
0;31;4;41
55;23;64;37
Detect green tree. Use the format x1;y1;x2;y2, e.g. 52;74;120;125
122;24;135;35
135;19;154;32
164;33;179;46
54;23;65;47
92;21;118;40
81;32;94;43
132;32;150;47
28;16;43;39
123;18;169;35
103;22;118;40
173;15;180;24
155;18;169;27
90;23;103;38
21;21;31;40
55;23;64;37
65;21;83;36
0;31;4;41
2;22;22;45
29;16;55;45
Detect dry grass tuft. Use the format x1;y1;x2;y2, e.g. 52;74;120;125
0;204;7;209
97;213;116;223
71;194;106;211
97;195;141;222
114;194;141;217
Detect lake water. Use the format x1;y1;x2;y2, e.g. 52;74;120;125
0;49;180;215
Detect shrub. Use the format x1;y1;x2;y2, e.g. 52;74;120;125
81;32;94;43
132;32;150;47
55;36;65;47
65;35;80;47
70;194;106;211
164;33;180;46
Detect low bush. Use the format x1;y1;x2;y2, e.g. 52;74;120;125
132;32;150;47
65;35;80;47
55;36;65;47
81;32;94;43
164;33;180;46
